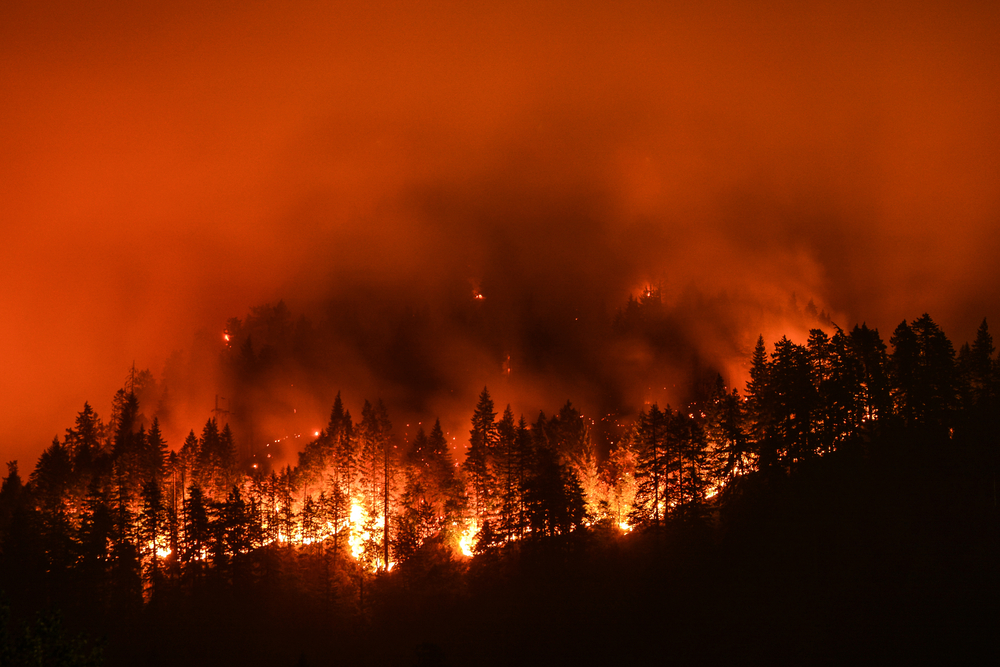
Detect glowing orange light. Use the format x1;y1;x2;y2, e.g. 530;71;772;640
458;522;476;557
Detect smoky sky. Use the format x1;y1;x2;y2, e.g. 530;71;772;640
2;0;999;466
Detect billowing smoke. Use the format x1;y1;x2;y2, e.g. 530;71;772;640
2;1;998;466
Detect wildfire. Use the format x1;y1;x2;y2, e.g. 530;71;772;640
149;538;172;560
458;523;476;557
348;500;367;561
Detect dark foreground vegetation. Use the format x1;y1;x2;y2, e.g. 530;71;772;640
1;313;998;665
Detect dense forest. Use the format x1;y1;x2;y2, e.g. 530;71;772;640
1;313;998;666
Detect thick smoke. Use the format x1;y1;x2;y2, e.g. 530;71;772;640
2;1;998;466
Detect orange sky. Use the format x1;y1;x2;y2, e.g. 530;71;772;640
2;0;999;467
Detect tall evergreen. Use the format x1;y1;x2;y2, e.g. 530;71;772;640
673;412;710;525
65;403;103;479
144;418;168;486
138;480;166;597
912;313;957;435
357;399;394;569
523;439;586;539
891;314;956;436
768;336;817;471
30;438;76;580
745;335;772;456
890;319;920;428
495;406;518;541
181;484;211;586
463;388;497;523
77;479;114;604
705;376;751;487
850;323;892;425
629;404;668;528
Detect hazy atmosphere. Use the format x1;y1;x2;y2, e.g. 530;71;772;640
3;0;999;466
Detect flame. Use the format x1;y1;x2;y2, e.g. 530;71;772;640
458;522;476;557
348;500;367;561
147;537;173;560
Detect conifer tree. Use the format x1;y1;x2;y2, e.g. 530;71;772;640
891;314;956;435
673;412;710;524
968;318;995;409
523;442;586;538
495;406;518;541
463;388;497;523
144;418;168;486
745;335;772;459
65;403;103;479
601;440;637;528
768;336;817;469
513;416;533;539
138;479;166;597
912;313;957;435
77;479;114;602
0;462;25;545
179;430;198;492
181;484;210;585
332;399;357;505
890;319;920;427
629;404;668;528
31;438;76;577
358;399;394;569
959;319;996;444
222;486;254;559
850;323;892;425
705;376;751;487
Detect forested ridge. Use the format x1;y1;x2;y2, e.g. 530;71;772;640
1;313;998;666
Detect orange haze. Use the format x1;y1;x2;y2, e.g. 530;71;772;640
2;0;999;467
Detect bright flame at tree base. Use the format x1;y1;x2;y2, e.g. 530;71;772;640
458;522;476;557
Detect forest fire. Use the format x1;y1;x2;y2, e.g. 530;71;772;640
2;0;998;662
0;310;996;665
13;311;979;589
74;313;978;580
458;524;476;558
348;501;366;560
